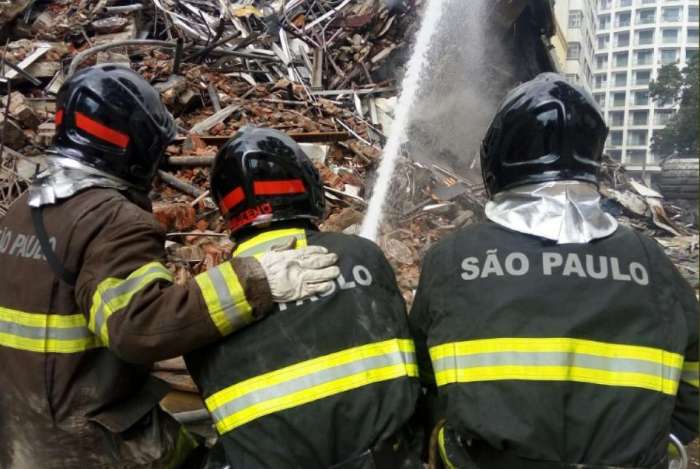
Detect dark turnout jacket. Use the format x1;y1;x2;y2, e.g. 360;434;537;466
410;222;698;469
186;227;420;469
0;188;271;468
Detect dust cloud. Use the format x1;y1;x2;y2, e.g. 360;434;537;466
406;0;512;175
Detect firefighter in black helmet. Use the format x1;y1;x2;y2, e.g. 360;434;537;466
0;65;339;468
410;73;699;469
185;126;422;469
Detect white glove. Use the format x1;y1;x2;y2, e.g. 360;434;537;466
259;244;340;303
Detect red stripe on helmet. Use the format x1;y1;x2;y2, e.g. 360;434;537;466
55;109;63;125
220;187;245;214
253;179;306;196
74;112;130;149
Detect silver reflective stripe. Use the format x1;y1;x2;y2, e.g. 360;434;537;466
432;351;682;383
209;349;415;424
93;264;171;334
207;267;250;330
236;234;304;258
0;320;90;340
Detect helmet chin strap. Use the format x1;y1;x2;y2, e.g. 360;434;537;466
28;154;133;208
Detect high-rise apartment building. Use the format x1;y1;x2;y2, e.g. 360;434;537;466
554;0;698;179
593;0;698;175
555;0;598;90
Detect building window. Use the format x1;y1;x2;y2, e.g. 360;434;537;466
569;11;583;28
613;92;626;107
688;29;699;45
637;9;656;25
599;14;611;30
634;70;651;85
626;150;647;165
596;54;609;69
597;34;610;49
635;49;654;65
609;130;624;146
567;42;581;60
654;109;674;125
566;74;580;84
640;0;656;5
595;74;608;89
595;93;607;107
662;7;681;22
614;72;628;86
609;111;625;126
631;110;649;125
660;48;679;64
616;12;631;27
633;91;650;105
627;130;648;146
662;29;679;44
636;29;654;45
608;150;623;161
689;6;699;23
599;0;612;9
687;49;699;62
614;52;629;67
615;32;630;47
618;0;632;7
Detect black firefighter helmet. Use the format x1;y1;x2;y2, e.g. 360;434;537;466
210;127;325;234
53;64;176;190
480;72;609;196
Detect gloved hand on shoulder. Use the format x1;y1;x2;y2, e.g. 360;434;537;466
259;243;340;303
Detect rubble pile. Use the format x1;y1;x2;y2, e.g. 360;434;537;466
599;156;699;283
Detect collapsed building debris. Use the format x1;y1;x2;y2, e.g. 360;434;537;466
1;0;697;440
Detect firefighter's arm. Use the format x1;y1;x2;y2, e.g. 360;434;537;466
75;203;337;364
409;248;444;460
641;235;699;444
674;344;699;444
671;271;699;445
409;249;437;391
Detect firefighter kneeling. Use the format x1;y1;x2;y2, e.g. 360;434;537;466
410;73;699;469
185;127;423;469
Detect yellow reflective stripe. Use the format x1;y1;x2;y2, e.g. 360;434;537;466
430;338;684;366
233;228;307;258
0;307;86;328
681;361;699;387
207;338;416;407
438;427;457;469
0;306;99;353
195;262;253;335
430;338;683;396
89;262;173;345
205;338;417;434
0;332;99;353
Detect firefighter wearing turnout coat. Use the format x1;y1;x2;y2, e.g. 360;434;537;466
185;127;422;469
0;65;340;469
409;73;699;469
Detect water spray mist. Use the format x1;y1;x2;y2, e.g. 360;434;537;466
359;0;447;241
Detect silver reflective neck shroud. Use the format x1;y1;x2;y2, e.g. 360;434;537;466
28;155;132;207
485;181;618;244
